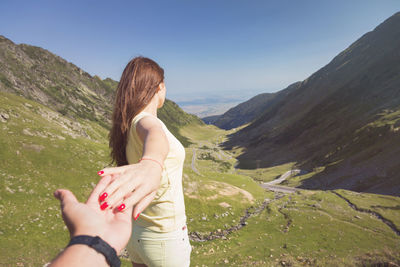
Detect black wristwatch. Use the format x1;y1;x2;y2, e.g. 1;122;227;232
67;235;121;267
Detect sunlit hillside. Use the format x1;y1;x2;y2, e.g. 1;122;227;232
0;89;399;266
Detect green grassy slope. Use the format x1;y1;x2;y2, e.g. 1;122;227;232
159;99;204;147
1;92;399;267
0;35;204;140
187;190;399;266
0;35;116;128
170;122;400;266
0;92;110;266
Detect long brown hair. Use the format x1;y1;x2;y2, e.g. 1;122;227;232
109;56;164;166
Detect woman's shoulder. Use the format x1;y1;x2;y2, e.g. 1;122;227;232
132;111;157;126
131;112;168;138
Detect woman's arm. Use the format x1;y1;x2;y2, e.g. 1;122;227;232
137;115;169;167
97;116;169;219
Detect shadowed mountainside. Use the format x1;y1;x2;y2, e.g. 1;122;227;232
223;12;400;196
202;81;301;130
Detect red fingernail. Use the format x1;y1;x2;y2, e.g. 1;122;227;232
134;213;141;221
97;170;104;176
118;204;126;211
100;202;108;210
99;192;108;202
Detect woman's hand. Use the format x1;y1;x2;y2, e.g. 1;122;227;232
97;160;162;220
98;115;169;219
53;175;133;254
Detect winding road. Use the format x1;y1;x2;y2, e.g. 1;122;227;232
192;143;301;194
191;148;199;174
261;169;302;193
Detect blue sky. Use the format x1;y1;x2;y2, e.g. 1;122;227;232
1;0;399;102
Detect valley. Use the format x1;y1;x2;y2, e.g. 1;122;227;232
0;92;399;267
175;121;400;267
218;12;400;197
1;12;400;266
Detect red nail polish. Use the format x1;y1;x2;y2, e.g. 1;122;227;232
100;202;108;210
97;170;104;176
134;213;141;221
118;204;126;211
99;192;108;202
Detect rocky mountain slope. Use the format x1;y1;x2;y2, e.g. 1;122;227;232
203;81;301;129
0;35;202;145
0;35;116;128
223;12;400;196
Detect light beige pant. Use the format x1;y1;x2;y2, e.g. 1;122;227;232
126;224;192;267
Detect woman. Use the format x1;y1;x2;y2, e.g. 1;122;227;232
97;57;191;267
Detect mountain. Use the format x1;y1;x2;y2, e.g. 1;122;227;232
1;35;399;267
0;35;203;145
203;81;301;130
0;35;116;128
202;114;221;125
3;90;399;266
158;100;203;146
223;12;400;196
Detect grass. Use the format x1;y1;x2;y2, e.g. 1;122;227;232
180;123;228;145
335;189;400;230
188;189;400;266
0;92;110;266
359;108;400;129
1;92;400;266
283;166;326;187
182;158;268;233
178;122;400;266
236;162;296;183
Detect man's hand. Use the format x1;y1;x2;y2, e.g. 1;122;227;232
54;175;133;254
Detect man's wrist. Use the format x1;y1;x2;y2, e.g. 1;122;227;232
72;231;107;247
63;243;109;266
68;235;121;267
71;231;120;254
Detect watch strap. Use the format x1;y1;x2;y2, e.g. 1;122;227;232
68;235;121;267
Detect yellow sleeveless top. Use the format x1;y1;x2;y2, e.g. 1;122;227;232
126;111;187;232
